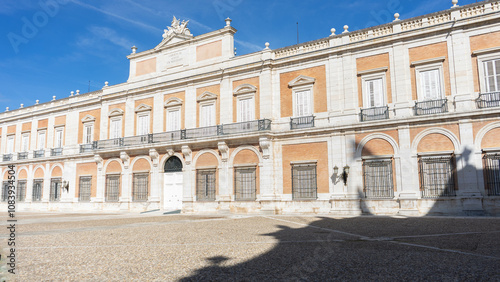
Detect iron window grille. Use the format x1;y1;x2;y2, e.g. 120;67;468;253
18;180;26;202
483;153;500;196
292;163;317;200
290;115;315;130
32;179;43;202
164;157;183;173
105;174;120;202
50;178;62;201
1;181;8;202
476;92;500;109
414;98;448;116
132;173;149;202
234;167;256;201
363;159;394;198
79;176;92;202
360;106;389;122
196;169;216;201
419;155;456;198
18;152;28;160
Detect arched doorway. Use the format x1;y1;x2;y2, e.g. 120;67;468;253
163;156;183;210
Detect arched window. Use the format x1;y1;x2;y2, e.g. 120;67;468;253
164;156;183;172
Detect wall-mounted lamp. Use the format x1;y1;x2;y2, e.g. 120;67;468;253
62;180;69;192
333;165;350;185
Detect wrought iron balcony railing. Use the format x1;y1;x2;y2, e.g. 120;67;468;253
34;149;45;158
290;115;315;130
414;98;448;116
90;119;271;151
476;92;500;109
360;106;389;122
18;152;28;160
3;154;12;162
51;148;63;156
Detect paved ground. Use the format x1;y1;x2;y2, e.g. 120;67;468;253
1;212;499;281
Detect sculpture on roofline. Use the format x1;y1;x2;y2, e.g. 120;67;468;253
163;16;192;38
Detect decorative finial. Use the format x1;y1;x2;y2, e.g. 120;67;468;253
343;25;349;33
394;13;400;21
225;17;232;27
5;107;9;112
36;100;39;104
330;28;336;36
104;81;109;87
20;103;24;108
131;46;137;54
452;0;458;7
264;42;270;49
76;90;80;95
52;96;56;101
70;91;74;96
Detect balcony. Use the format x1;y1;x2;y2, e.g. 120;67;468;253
34;149;45;158
18;152;28;160
290;116;315;130
414;98;448;116
476;92;500;109
360;106;389;122
51;148;63;156
90;119;271;151
3;154;12;162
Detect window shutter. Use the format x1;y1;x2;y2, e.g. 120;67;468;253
295;90;311;117
22;135;29;151
38;132;45;150
167;109;180;131
56;130;63;148
201;104;215;127
7;137;14;153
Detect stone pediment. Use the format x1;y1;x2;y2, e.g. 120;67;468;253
233;84;257;96
81;115;96;123
164;97;183;107
108;108;124;117
135;103;152;112
288;75;316;87
197;91;218;102
155;16;193;50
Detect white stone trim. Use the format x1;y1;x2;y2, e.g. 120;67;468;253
288;75;316;87
49;163;64;178
81;115;96;123
103;158;124;174
134;104;152;113
360;71;388;108
355;133;400;159
130;156;153;172
414;61;446;101
192;149;222;168
472;46;500;56
233;84;257;96
108;108;124;117
410;56;446;66
32;164;46;179
411;128;460;154
164;97;183;107
196;91;217;102
357;67;388;75
160;153;186;172
474;121;500;151
228;146;263;167
475;50;500;93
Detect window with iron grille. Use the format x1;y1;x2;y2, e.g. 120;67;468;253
234;167;256;201
79;176;92;202
2;181;8;202
133;173;149;202
197;169;216;201
105;175;120;202
419;155;456;198
483;153;500;196
292;163;317;200
18;180;26;202
32;179;43;202
50;178;62;201
363;159;394;198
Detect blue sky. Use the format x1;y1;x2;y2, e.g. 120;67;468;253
0;0;478;111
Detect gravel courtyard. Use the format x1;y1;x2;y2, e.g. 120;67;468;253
1;212;499;281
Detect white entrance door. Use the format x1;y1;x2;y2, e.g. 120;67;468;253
163;172;183;210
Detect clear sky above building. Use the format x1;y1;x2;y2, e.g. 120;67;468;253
0;0;478;111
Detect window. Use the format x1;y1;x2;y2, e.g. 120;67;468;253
200;103;216;127
364;78;384;108
79;176;92;202
83;123;93;144
105;175;120;202
419;155;456;198
21;133;30;152
196;169;216;201
363;159;394;198
419;69;442;100
482;58;500;93
37;130;46;150
483;153;500;196
18;180;26;202
32;179;43;202
295;90;312;117
50;178;62;201
166;108;181;132
110;118;122;139
6;136;14;154
132;173;149;202
1;181;8;202
137;113;150;136
291;163;317;200
237;97;255;122
54;127;64;148
234;167;256;200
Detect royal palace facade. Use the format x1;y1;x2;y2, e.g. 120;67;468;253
1;1;500;215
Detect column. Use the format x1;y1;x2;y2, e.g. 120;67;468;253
181;145;194;202
258;137;276;200
25;165;33;202
185;84;196;129
148;149;160;205
124;98;135;137
392;41;413;117
448;29;475;112
93;155;104;203
397;125;420;215
153;93;163;133
119;151;131;204
217;141;230;201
